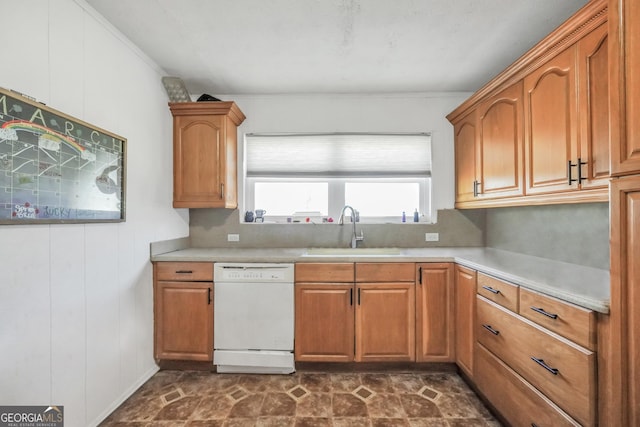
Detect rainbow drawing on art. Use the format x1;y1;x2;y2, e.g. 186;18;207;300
1;119;85;154
2;120;95;161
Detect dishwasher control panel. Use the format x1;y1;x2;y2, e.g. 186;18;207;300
214;263;294;283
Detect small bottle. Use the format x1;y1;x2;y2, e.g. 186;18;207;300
413;209;419;222
402;211;406;222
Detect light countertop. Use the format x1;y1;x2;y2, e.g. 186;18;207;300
150;245;610;313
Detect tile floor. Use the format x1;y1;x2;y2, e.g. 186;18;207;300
100;370;502;426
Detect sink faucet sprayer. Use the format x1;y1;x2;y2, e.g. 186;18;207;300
339;205;364;248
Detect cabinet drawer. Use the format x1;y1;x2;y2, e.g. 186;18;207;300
295;263;354;283
477;296;596;427
475;343;580;427
355;263;415;282
519;287;596;350
155;262;213;281
477;273;519;312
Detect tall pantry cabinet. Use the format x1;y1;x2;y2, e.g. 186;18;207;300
605;0;640;425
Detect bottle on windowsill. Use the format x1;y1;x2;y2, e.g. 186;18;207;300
402;211;406;223
413;209;419;222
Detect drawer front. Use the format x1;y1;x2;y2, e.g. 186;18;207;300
156;262;213;281
519;287;596;350
477;273;519;312
355;263;415;282
477;296;596;427
475;343;580;427
295;263;354;283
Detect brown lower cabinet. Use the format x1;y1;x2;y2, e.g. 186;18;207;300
294;263;415;362
455;265;476;378
294;283;355;362
416;263;455;362
355;282;415;362
154;262;214;361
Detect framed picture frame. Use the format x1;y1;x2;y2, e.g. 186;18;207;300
0;87;126;224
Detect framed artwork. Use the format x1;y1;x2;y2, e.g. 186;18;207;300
0;87;126;224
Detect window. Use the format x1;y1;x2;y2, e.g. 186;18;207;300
244;133;432;223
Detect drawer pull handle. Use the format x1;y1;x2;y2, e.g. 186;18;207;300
482;324;500;335
530;306;558;319
531;357;559;375
175;270;193;274
532;424;539;427
568;160;578;185
482;285;501;294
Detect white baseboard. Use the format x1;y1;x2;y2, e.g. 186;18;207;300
88;365;160;427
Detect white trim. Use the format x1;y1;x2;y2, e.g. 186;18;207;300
88;365;159;427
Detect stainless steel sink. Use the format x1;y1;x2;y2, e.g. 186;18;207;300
302;247;404;257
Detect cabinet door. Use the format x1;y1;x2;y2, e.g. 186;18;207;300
455;265;476;378
524;47;579;195
294;284;354;362
477;81;524;199
610;0;640;175
355;283;415;362
416;263;454;362
155;281;213;361
454;110;478;204
578;22;610;189
173;114;226;207
606;175;640;426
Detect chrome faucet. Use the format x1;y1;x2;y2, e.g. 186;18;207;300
339;205;364;248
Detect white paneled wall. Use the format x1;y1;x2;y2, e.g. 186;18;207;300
0;1;189;426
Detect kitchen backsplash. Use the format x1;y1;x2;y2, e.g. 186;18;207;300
485;203;609;270
189;208;485;249
187;203;608;270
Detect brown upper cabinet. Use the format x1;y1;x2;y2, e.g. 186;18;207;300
169;102;246;208
454;110;478;204
448;0;608;208
524;22;609;196
609;0;640;175
477;82;525;200
524;47;579;196
454;82;525;206
577;22;610;189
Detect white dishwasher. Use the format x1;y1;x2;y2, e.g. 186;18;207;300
213;263;295;374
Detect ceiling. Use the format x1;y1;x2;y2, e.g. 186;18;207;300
86;0;590;96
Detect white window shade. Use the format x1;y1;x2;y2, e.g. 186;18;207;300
245;133;432;178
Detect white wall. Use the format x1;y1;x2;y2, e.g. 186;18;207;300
221;92;471;217
0;1;188;426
